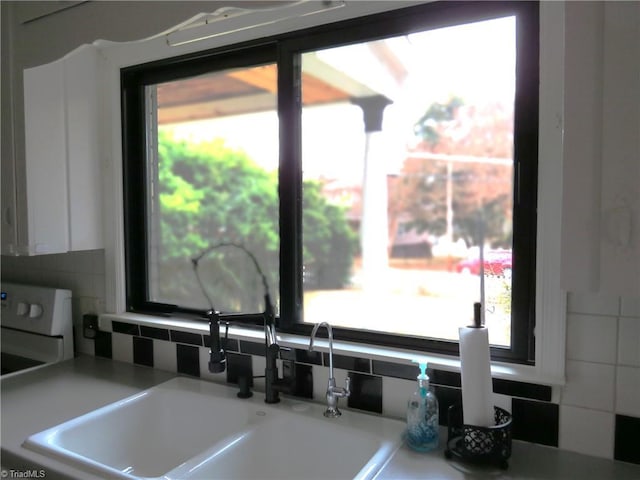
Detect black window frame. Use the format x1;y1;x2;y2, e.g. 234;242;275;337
121;1;539;364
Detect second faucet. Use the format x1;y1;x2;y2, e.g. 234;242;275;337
309;322;351;417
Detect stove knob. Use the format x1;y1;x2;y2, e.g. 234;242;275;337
29;303;44;318
16;302;29;316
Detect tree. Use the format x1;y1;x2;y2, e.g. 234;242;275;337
389;98;514;251
155;131;356;312
156;130;278;312
303;181;357;289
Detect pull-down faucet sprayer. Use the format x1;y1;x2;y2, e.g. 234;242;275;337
193;242;294;404
309;322;350;417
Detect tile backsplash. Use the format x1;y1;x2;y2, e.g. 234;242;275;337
560;292;640;463
1;252;639;465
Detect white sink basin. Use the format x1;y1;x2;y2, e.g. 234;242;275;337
24;376;404;480
171;399;400;480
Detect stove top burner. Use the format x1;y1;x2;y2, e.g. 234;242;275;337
1;352;45;375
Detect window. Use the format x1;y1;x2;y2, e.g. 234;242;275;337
122;1;539;363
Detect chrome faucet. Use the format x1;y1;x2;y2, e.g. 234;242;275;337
309;322;351;417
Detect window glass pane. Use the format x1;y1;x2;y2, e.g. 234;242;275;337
147;64;279;314
301;17;515;346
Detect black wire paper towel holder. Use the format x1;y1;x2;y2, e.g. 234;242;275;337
444;403;512;470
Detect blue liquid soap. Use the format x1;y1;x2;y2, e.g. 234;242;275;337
406;362;439;452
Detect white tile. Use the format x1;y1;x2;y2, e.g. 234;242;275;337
154;339;177;373
616;366;640;417
382;376;413;421
561;360;615;411
559;405;614;459
39;253;72;273
566;313;618;364
111;332;133;364
78;296;103;316
71;297;83;326
618;317;640;366
68;250;104;274
492;393;512;414
60;271;93;297
621;296;640;318
311;365;349;407
198;346;218;382
98;316;113;332
567;291;620;316
91;273;106;300
312;364;330;405
74;325;94;356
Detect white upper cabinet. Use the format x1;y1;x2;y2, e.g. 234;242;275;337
7;44;103;255
561;2;640;297
598;2;640;297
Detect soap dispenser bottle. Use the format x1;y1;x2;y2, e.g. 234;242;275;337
406;362;439;452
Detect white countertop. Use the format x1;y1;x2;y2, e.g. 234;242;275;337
2;356;639;480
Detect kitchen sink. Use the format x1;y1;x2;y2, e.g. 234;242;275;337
24;376;404;479
170;398;401;480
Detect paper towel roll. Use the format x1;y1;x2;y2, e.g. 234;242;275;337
459;326;494;427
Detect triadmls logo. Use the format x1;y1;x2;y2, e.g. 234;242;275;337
1;470;46;479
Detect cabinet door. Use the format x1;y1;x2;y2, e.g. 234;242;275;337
599;2;640;296
19;45;103;255
1;3;17;255
23;58;70;254
65;45;103;251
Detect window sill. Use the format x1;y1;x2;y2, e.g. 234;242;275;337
99;312;565;387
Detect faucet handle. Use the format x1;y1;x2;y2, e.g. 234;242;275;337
344;375;351;397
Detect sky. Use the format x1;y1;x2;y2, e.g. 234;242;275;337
166;15;516;184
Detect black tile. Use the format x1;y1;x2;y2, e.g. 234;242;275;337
434;386;463;427
280;348;322;365
112;321;139;336
615;414;640;464
429;369;461;388
300;349;323;365
133;336;154;367
203;335;239;352
493;378;552;402
323;353;370;373
347;372;382;414
170;330;203;346
226;352;253;385
511;398;558;447
94;331;112;359
240;340;265;357
372;360;417;380
279;347;297;362
139;325;169;341
176;344;200;377
287;362;313;399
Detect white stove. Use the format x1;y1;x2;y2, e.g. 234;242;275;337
1;282;73;376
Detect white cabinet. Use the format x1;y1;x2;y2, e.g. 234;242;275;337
561;2;640;297
3;44;103;255
598;2;640;297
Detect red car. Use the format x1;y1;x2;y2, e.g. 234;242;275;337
455;250;512;278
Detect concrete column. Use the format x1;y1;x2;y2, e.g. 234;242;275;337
351;95;392;294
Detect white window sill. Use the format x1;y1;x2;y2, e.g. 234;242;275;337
100;312;565;387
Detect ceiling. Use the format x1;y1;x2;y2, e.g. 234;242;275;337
156;41;407;125
157;64;351;124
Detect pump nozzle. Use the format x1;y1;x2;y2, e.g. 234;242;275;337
411;360;430;397
412;360;428;379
